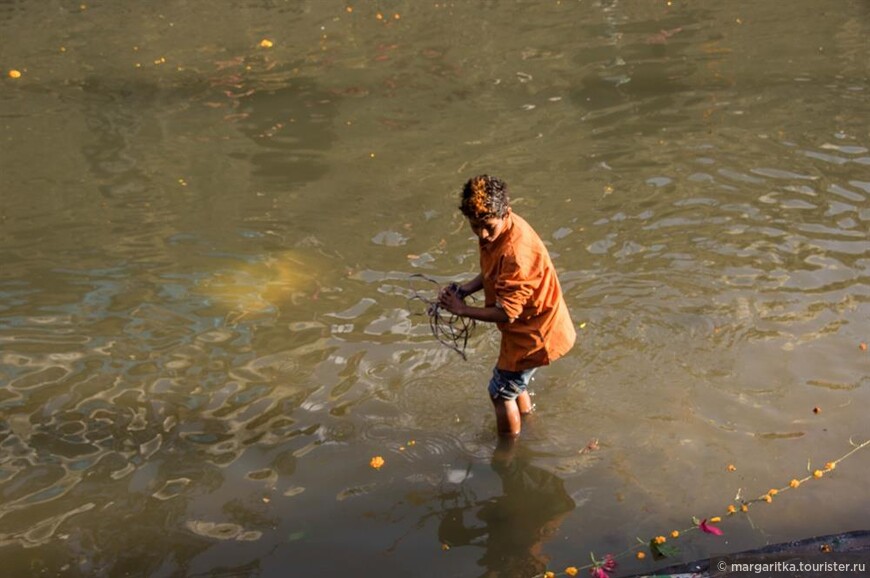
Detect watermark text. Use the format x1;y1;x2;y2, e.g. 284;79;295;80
711;552;868;577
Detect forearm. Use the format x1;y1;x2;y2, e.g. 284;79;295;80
459;273;484;296
455;303;510;324
439;274;501;320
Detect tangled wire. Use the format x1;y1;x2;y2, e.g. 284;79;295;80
408;274;475;360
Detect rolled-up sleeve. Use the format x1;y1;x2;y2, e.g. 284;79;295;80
494;256;538;321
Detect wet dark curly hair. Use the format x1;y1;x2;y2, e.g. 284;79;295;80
459;175;511;220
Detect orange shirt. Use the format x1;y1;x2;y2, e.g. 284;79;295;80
479;212;576;371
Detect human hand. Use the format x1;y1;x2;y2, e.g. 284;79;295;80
437;282;462;300
438;284;465;315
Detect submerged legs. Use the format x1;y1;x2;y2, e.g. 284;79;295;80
493;391;533;437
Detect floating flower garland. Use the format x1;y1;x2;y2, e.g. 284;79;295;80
533;437;869;578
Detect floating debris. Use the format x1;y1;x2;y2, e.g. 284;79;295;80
336;483;377;501
579;438;600;454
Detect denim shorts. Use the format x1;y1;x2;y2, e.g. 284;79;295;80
488;367;537;401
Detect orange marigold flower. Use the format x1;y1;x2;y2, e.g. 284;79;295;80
741;504;749;512
369;456;385;470
654;536;667;545
813;469;824;479
727;505;737;514
727;464;737;472
565;567;578;577
762;495;772;503
790;479;801;488
710;517;722;523
544;572;555;578
825;462;836;471
768;488;779;496
671;530;680;538
636;551;646;560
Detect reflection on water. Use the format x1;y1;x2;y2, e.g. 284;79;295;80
1;0;869;576
438;440;576;577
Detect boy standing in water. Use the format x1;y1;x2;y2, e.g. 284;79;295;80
439;175;576;437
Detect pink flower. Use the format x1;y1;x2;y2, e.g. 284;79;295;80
589;554;617;577
699;518;724;536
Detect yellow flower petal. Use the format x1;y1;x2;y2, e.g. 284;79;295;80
565;567;578;577
825;462;836;471
369;456;385;470
813;469;824;479
671;530;680;538
790;479;801;488
710;516;722;523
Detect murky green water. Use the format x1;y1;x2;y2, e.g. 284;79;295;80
2;1;868;576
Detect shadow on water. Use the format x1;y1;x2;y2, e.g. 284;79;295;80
437;439;576;578
73;60;334;198
231;81;336;189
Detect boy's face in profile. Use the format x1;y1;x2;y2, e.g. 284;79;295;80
468;208;510;244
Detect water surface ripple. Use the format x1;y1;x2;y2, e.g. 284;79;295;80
1;1;868;576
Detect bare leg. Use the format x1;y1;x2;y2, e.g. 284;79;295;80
517;391;532;415
493;398;522;437
492;434;518;465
